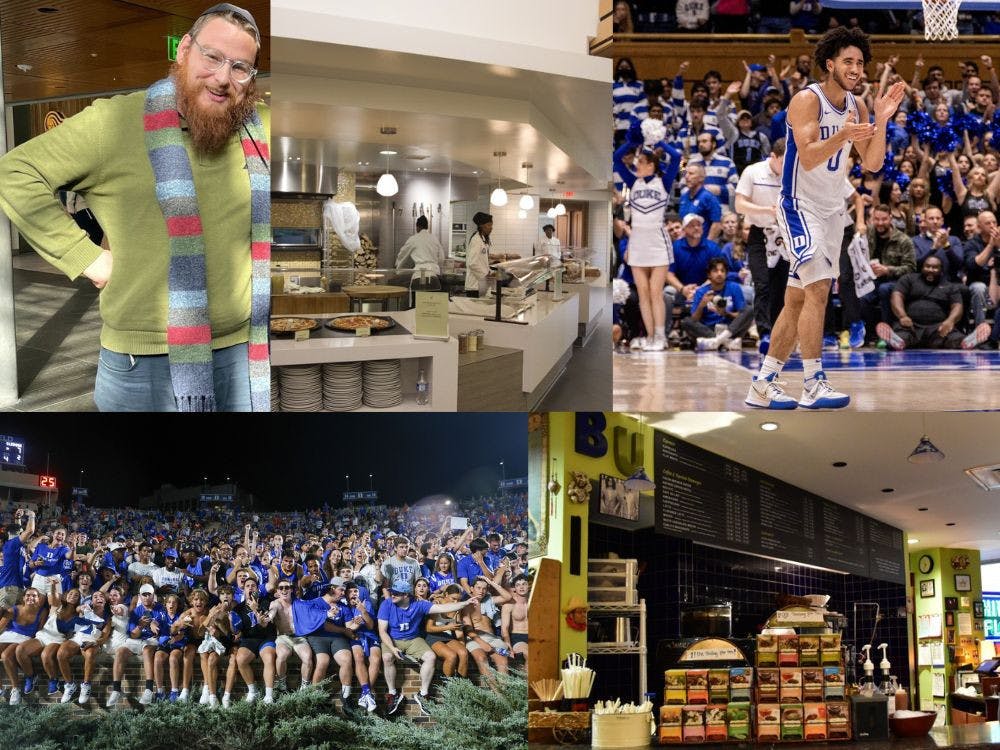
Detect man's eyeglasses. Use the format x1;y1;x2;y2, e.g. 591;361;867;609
277;585;293;590
190;37;256;85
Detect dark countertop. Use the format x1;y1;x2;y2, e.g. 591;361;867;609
530;721;1000;749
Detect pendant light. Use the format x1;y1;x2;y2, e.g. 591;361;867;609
555;202;567;216
490;150;508;207
907;413;945;464
546;207;557;219
623;414;656;491
518;161;534;210
376;147;398;197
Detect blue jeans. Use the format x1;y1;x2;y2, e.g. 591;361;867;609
94;343;252;412
757;16;791;34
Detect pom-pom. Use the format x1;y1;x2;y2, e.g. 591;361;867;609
895;172;911;192
612;277;631;305
930;125;959;154
641;117;667;147
625;116;644;147
936;169;956;198
906;109;934;144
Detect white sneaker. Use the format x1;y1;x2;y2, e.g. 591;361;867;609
745;372;798;410
629;336;646;350
642;335;666;351
341;684;351;700
799;372;849;409
714;323;728;337
209;694;220;708
263;693;274;705
358;692;377;712
61;683;77;703
696;336;721;351
106;689;122;708
245;687;258;704
78;683;91;704
221;694;231;708
199;686;210;705
178;688;189;702
9;688;20;706
138;688;154;705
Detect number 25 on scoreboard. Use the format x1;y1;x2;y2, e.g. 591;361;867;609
39;475;57;489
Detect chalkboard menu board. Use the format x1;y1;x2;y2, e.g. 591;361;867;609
654;430;905;583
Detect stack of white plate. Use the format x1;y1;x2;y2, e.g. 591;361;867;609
362;359;403;408
278;365;322;411
322;361;363;411
270;368;280;412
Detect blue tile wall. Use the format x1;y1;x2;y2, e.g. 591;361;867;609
586;523;908;705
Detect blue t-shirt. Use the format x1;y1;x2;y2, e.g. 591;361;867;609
377;597;433;641
690;281;746;327
670;239;722;287
678;186;722;228
32;543;70;577
292;596;344;638
429;571;456;592
483;550;504;571
128;601;167;640
0;537;25;588
457;555;489;586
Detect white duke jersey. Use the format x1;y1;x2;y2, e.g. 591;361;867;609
782;83;858;217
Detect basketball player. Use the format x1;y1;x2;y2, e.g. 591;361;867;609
746;27;905;409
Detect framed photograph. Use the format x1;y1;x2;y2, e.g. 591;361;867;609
975;620;984;631
946;629;955;645
955;574;972;592
974;601;985;618
920;579;935;598
598;473;639;521
961;596;971;609
945;597;958;611
945;611;955;627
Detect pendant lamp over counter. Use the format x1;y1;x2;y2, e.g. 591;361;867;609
490;150;508;207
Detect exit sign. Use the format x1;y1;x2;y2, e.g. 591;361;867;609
167;35;182;61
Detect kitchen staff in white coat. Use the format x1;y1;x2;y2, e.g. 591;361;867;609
396;215;446;276
540;224;561;264
465;211;493;296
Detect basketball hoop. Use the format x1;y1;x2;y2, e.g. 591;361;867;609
922;0;960;40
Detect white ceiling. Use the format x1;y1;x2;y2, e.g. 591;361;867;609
642;412;1000;562
270;35;611;196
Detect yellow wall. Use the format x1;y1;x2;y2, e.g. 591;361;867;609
540;412;653;661
909;547;983;716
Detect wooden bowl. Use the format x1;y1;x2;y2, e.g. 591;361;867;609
889;711;936;737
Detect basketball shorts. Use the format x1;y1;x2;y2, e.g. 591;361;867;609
777;200;845;288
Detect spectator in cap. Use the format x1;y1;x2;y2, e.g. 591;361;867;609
295;577;355;702
107;582;167;707
664;213;722;330
377;578;478;716
465;212;493;297
730;110;771;175
153;548;184;596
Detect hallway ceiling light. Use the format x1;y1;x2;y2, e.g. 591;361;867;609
546;207;557;218
490;151;508;207
555;203;566;216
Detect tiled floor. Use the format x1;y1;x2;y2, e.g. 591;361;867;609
538;302;612;412
2;253;100;412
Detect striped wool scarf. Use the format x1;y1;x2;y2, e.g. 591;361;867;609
144;77;270;412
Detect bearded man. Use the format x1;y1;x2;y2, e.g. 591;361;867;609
0;3;270;411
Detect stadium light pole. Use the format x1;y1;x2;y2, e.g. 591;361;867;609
345;474;350;492
369;473;373;491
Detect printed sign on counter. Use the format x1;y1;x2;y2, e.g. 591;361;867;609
413;291;450;340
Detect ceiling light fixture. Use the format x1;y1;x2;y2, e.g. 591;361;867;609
759;422;779;431
546;207;557;219
519;162;534;210
375;136;398;197
555;202;567;216
908;539;919;544
490;151;508;207
908;436;944;464
623;415;656;492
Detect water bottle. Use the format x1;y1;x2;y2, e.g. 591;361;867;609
416;369;429;405
496;647;511;657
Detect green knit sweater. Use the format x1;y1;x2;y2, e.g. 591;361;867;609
0;90;270;355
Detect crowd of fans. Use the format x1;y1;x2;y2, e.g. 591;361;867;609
612;28;1000;353
0;493;529;716
614;0;1000;37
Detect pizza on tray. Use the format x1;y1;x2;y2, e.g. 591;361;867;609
328;315;395;332
270;317;318;333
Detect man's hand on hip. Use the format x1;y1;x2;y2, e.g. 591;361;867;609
82;249;112;289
